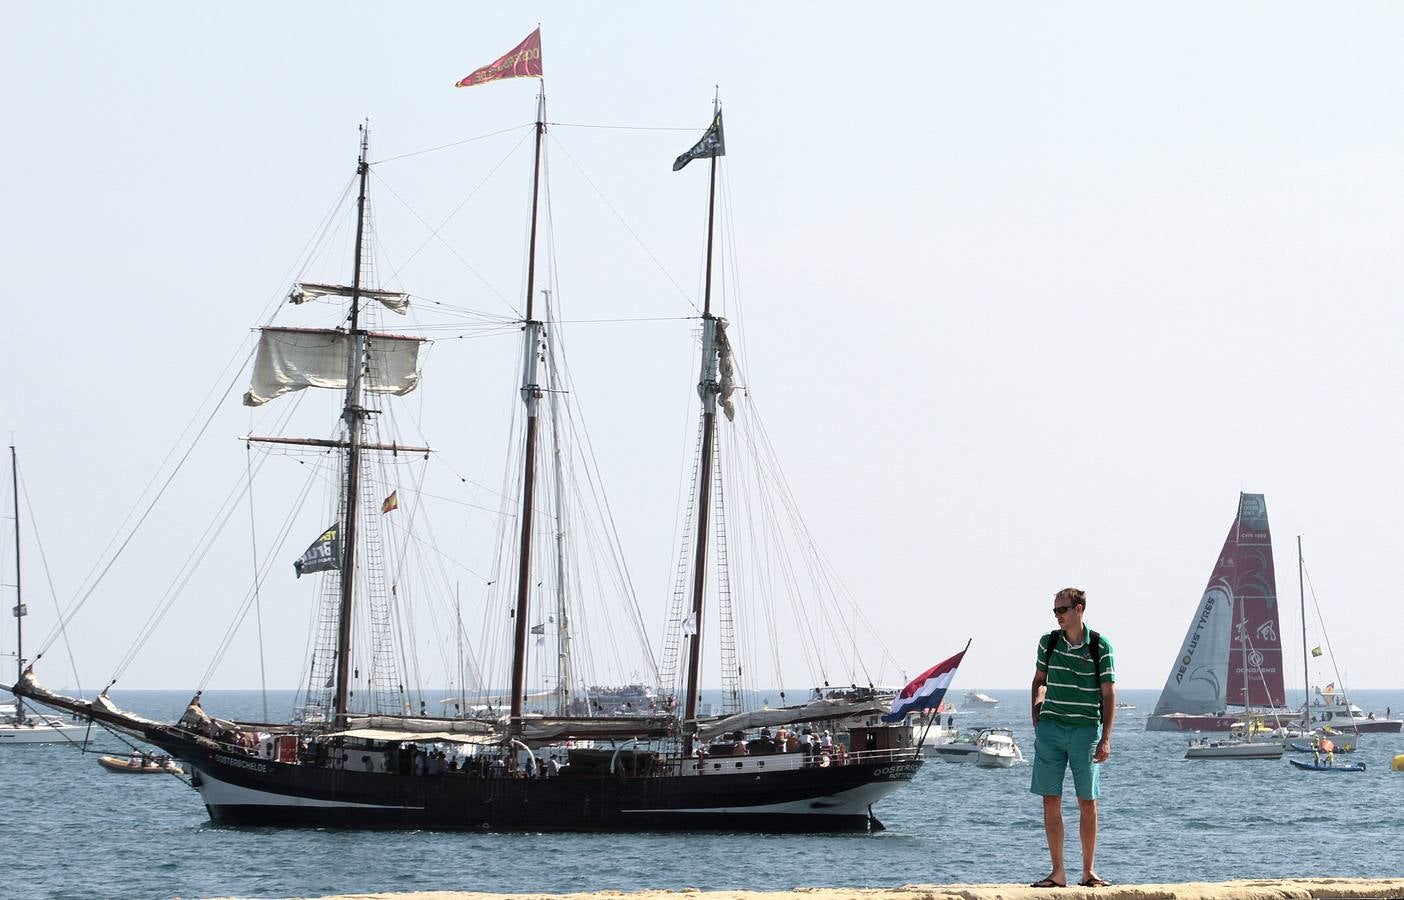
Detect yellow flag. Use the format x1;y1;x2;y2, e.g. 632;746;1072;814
381;491;398;514
1311;645;1323;658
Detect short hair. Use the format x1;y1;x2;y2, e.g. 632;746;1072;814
1054;587;1087;609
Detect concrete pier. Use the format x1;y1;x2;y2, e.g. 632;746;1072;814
300;879;1404;900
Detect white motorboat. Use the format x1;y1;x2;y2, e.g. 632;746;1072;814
963;690;999;708
1308;688;1401;734
921;724;1022;763
974;729;1023;768
924;728;983;762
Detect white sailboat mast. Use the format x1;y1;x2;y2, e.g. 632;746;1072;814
509;87;547;733
333;125;372;725
1298;535;1309;729
9;446;25;725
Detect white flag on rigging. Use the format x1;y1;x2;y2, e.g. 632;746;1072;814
682;613;697;637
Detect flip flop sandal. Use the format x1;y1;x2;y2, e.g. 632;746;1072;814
1029;877;1066;888
1079;876;1111;887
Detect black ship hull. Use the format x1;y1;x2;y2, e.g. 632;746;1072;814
164;736;920;832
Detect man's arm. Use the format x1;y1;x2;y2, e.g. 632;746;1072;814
1094;680;1116;762
1031;669;1047;727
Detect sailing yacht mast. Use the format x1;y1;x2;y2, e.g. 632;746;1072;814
1298;535;1309;730
332;126;372;725
509;88;547;734
682;98;722;756
9;446;25;725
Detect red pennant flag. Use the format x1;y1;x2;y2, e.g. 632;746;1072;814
456;29;543;88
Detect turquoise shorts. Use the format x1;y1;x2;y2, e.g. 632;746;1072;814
1030;719;1100;800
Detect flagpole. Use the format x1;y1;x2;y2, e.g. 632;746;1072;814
509;83;547;737
333;123;371;726
681;96;722;757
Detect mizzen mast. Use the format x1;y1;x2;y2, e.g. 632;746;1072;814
509;88;547;734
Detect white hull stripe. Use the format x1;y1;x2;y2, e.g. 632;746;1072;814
623;779;903;817
195;768;424;810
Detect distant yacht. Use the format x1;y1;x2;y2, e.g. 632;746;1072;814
963;690;999;708
1;447;90;748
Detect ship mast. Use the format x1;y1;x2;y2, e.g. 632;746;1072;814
682;97;722;756
332;126;371;725
542;289;574;716
9;446;25;725
509;88;547;734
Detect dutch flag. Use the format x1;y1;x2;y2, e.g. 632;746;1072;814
882;641;971;722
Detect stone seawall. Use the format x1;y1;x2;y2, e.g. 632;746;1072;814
296;878;1404;900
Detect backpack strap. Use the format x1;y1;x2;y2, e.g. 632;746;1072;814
1043;629;1061;672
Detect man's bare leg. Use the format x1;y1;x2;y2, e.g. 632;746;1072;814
1040;794;1067;886
1078;797;1099;883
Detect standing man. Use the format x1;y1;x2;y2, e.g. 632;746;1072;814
1030;587;1115;889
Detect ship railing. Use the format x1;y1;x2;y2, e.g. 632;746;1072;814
668;744;920;775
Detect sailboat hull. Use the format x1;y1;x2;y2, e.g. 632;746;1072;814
0;721;91;745
182;746;920;832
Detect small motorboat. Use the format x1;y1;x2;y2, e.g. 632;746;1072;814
1289;758;1366;773
924;728;986;763
974;729;1023;768
98;753;184;775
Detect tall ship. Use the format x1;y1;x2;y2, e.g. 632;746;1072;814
12;33;921;830
1147;493;1289;732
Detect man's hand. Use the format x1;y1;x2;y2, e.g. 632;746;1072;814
1093;737;1111;763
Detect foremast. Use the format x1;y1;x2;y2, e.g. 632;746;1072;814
333;126;373;726
509;88;547;735
682;100;723;756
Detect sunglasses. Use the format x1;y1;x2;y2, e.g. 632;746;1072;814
1053;604;1075;616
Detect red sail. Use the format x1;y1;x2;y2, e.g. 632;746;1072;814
1225;493;1286;709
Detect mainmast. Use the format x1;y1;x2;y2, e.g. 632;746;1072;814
9;446;25;725
509;88;547;734
682;99;723;756
333;126;372;725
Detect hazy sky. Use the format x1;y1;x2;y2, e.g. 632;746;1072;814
3;3;1402;699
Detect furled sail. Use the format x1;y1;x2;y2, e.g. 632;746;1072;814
1148;492;1284;725
243;327;423;407
290;282;410;315
716;317;737;421
695;697;888;741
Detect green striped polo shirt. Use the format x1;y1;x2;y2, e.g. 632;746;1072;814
1036;627;1116;728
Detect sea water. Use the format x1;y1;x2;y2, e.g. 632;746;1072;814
4;687;1403;898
